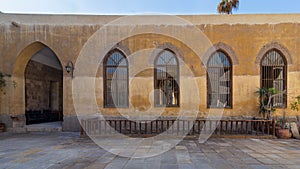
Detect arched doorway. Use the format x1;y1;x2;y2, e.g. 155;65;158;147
24;45;63;125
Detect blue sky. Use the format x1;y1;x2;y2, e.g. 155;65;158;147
0;0;299;14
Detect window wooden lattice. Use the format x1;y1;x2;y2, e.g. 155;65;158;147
154;50;179;107
207;51;232;108
104;50;129;108
261;50;287;108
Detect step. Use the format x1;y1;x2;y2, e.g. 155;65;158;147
26;122;62;132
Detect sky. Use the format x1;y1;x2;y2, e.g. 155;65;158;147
0;0;300;15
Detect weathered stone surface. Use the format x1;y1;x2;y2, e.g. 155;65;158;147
1;133;300;169
11;114;26;128
1;14;300;131
290;122;300;139
0;114;13;128
285;116;298;123
62;115;81;132
25;60;62;111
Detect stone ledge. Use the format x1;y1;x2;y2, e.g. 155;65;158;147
6;128;27;133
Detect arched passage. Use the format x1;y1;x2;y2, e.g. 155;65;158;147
12;42;63;125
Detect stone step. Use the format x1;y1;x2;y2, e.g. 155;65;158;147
7;126;62;133
26;122;62;132
7;127;27;133
26;126;62;132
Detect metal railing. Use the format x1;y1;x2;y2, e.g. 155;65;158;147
80;118;275;138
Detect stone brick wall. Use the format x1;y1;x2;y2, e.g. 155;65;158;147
25;60;63;111
1;14;300;131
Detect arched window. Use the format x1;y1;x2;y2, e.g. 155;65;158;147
261;50;287;107
207;51;232;108
154;50;179;107
103;50;128;108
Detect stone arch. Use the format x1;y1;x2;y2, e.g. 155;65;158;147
11;41;64;126
13;42;46;77
100;43;132;66
13;41;64;77
203;42;239;66
113;43;132;57
150;42;184;65
255;42;293;65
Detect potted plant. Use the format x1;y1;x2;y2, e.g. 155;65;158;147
280;94;300;138
256;87;278;120
275;118;291;139
256;87;290;138
273;90;290;139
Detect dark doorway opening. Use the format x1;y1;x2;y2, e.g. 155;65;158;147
24;47;63;125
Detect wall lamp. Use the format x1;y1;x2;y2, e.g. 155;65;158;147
65;61;74;78
11;21;20;27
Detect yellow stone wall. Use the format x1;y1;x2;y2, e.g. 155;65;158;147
1;14;300;128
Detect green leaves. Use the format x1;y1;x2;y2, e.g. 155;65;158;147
0;72;7;92
217;0;239;14
290;95;300;111
0;71;13;94
256;87;279;115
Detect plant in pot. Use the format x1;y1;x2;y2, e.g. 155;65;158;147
256;87;278;120
256;87;289;138
275;118;291;139
272;90;289;139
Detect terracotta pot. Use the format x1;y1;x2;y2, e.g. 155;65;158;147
276;128;291;139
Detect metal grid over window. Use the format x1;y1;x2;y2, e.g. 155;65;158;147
261;50;287;108
104;50;129;108
154;50;179;107
207;51;232;108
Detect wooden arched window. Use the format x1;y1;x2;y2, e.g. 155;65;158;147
261;50;287;107
103;50;129;108
154;50;179;107
207;51;232;108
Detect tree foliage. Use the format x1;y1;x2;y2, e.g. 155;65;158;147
0;71;14;94
217;0;239;14
256;87;279;119
0;72;7;92
291;95;300;111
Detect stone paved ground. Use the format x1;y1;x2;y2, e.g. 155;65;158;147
0;132;300;169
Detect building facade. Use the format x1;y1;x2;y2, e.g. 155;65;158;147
0;14;300;131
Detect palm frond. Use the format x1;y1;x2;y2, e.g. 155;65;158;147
217;0;239;14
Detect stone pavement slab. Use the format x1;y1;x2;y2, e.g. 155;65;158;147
0;132;300;169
